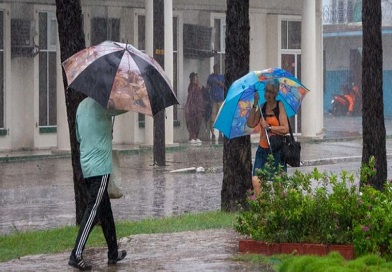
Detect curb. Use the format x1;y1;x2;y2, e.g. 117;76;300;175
1;140;391;166
301;156;362;166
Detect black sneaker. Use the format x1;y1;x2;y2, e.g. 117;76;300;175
68;254;92;271
108;250;127;265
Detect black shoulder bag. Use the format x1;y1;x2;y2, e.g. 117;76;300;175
281;120;301;167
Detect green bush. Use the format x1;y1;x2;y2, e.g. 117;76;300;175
236;155;392;259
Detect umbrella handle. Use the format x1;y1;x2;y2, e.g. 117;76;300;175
260;110;273;154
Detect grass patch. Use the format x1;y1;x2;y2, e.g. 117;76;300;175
234;252;392;272
0;211;236;263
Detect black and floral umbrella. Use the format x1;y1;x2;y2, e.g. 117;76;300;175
62;41;179;116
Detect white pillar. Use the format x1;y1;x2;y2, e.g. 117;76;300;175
164;0;174;145
301;0;321;137
316;0;324;133
163;0;175;213
144;0;154;145
56;40;70;151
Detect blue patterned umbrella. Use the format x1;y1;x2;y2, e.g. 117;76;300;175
213;67;310;139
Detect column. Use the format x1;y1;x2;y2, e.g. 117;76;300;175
316;0;324;132
301;0;321;137
144;0;154;145
56;41;70;151
164;0;174;145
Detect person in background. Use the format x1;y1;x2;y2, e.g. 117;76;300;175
68;97;127;270
207;64;225;142
185;72;205;144
246;81;289;196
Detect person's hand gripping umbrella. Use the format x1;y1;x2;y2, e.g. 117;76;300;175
253;92;274;153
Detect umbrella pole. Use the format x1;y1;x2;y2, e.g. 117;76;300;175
260;110;273;154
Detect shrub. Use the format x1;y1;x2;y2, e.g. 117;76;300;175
236;155;392;259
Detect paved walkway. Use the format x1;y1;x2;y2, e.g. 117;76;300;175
0;229;270;271
1;115;392;271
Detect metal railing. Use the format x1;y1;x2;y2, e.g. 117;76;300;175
323;0;392;25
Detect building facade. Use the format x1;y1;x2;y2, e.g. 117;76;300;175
0;0;323;151
323;0;392;115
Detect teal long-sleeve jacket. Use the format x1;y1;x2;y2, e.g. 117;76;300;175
76;97;125;178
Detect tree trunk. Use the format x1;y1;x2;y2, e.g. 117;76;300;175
362;0;386;189
55;0;87;223
221;0;251;212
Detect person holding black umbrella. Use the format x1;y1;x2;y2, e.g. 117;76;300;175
68;97;127;270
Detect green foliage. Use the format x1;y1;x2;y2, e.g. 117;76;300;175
277;253;392;272
236;155;392;259
235;252;392;272
352;159;392;257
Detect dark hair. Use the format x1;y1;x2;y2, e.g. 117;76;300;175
189;72;198;80
267;79;279;93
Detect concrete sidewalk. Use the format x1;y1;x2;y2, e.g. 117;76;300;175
1;114;391;164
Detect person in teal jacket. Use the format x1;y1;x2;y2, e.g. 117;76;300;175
68;97;126;270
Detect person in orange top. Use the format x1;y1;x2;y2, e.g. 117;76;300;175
247;80;289;196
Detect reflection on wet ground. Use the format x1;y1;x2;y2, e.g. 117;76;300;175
0;146;224;236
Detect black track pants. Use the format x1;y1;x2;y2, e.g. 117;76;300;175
71;174;118;260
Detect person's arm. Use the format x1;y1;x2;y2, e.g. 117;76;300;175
247;106;261;128
270;102;289;135
247;93;261;128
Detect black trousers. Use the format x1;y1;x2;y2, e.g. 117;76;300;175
72;174;118;259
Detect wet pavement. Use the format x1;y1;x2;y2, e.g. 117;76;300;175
0;229;269;272
1;115;392;271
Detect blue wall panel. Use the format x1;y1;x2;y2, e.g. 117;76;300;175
324;70;350;112
324;70;392;116
383;71;392;116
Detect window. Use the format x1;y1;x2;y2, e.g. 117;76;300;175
90;17;120;45
137;15;145;51
38;11;57;128
281;20;301;50
213;18;225;73
0;10;4;129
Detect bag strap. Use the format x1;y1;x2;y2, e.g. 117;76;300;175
262;101;281;125
287;116;295;141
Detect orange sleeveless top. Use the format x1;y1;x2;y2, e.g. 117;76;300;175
259;115;280;148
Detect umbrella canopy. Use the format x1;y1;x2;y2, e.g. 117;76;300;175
62;41;179;116
214;67;310;139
